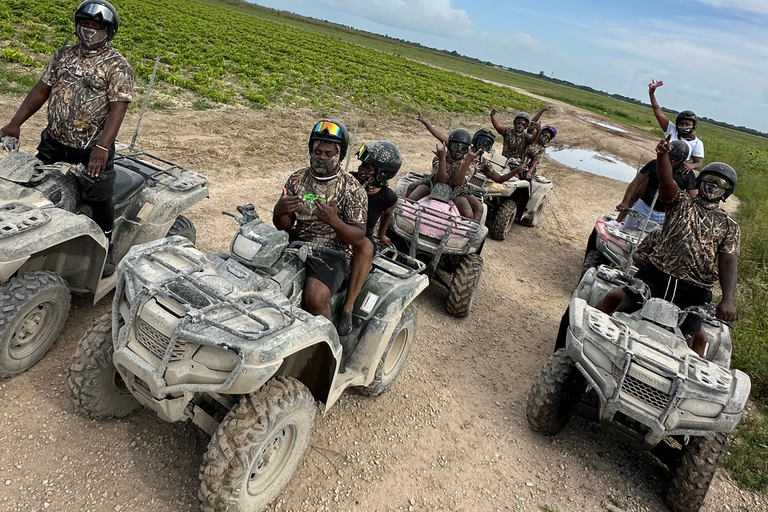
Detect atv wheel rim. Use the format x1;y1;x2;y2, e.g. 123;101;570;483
247;423;298;497
9;302;57;360
383;328;408;378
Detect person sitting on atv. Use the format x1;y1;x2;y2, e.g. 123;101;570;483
0;0;133;277
597;135;740;356
406;127;482;221
338;141;402;336
648;80;704;171
273;120;368;323
490;106;550;161
615;139;696;230
517;126;556;180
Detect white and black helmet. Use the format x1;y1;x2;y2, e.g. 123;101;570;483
75;0;119;40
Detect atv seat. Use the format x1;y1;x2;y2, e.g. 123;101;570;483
113;167;145;206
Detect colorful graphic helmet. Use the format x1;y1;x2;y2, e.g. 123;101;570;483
308;119;349;160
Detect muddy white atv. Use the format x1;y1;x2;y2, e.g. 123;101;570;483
389;178;487;317
0;138;208;378
582;209;661;277
468;154;553;240
527;265;751;512
67;205;427;512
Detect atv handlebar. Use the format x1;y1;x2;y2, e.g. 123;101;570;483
222;204;259;226
1;136;19;152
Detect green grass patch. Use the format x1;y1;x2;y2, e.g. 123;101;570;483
149;100;173;111
192;98;212;110
723;406;768;493
0;66;38;94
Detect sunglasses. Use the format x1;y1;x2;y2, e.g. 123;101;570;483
701;174;730;189
313;121;343;138
79;3;115;23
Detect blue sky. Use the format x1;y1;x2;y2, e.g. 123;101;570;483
249;0;768;133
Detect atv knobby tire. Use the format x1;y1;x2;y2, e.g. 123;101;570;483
67;313;140;419
666;433;726;512
446;254;483;318
199;376;316;512
526;348;586;435
521;196;547;227
166;214;197;244
0;271;70;379
489;200;517;240
582;249;608;278
357;305;417;396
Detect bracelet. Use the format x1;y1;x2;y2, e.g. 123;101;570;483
94;144;109;152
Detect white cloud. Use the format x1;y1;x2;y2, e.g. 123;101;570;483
314;0;474;38
694;0;768;16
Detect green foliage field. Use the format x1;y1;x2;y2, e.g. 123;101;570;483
1;0;767;493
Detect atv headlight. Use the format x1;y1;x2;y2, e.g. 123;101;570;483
445;236;469;249
232;234;263;261
679;399;723;418
396;216;414;234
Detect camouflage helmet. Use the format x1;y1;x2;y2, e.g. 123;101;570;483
357;140;402;183
668;140;691;164
75;1;119;40
472;128;496;151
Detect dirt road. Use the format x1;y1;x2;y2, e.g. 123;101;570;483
0;95;763;512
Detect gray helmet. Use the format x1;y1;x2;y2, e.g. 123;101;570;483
513;112;531;127
668;140;691;164
447;128;471;159
75;1;119;40
697;162;736;200
357;140;402;183
472;128;495;151
676;110;698;130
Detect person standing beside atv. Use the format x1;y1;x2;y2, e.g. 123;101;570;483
648;80;704;171
0;1;133;277
490;106;549;161
598;136;740;356
406;127;482;221
272;120;368;322
337;141;402;336
616;140;696;230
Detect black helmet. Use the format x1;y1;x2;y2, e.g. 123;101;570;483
447;128;471;159
357;140;402;182
539;126;557;143
472;128;495;151
676;110;698;130
697;162;737;200
513;112;531;126
308;119;349;160
75;1;119;40
668;140;691;164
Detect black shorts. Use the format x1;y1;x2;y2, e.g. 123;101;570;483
624;259;713;310
305;249;350;295
36;129;116;203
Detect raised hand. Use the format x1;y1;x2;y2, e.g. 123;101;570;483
490;108;498;117
656;134;672;155
274;187;303;217
433;142;447;161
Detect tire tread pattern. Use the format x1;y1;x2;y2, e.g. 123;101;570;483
488;200;517;240
446;254;483;318
526;348;583;435
666;433;726;512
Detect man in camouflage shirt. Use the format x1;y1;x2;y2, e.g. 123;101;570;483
0;1;133;276
273;120;368;320
490;106;550;161
519;126;556;180
598;136;740;356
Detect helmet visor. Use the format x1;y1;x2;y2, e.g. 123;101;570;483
313;121;343;138
79;3;116;23
357;144;371;162
476;136;494;151
701;174;730;190
448;141;469;156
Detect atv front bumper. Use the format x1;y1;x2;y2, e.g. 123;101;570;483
565;299;750;449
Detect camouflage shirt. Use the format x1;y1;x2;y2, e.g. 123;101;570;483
637;190;740;289
283;167;368;257
467;153;493;181
524;142;547;174
502;127;529;160
41;44;134;149
431;154;465;185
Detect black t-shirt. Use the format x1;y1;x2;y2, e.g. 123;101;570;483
639;161;697;211
352;172;398;238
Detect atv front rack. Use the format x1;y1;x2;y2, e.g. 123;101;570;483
115;149;208;192
114;240;296;396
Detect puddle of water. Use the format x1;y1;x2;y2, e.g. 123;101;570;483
548;147;638;182
584;118;628;133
